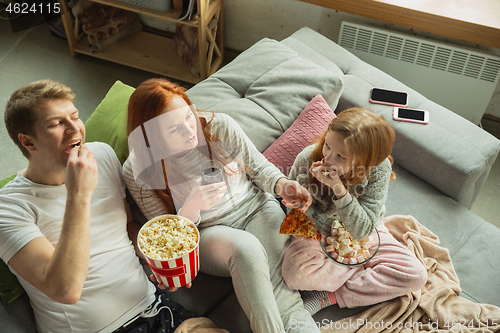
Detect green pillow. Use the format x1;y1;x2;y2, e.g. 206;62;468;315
85;80;135;164
0;174;26;304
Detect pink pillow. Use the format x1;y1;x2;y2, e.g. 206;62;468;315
263;94;336;176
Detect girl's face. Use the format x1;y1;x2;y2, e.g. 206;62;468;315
322;130;350;176
160;95;198;154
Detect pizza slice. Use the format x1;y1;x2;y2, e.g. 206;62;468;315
279;208;322;241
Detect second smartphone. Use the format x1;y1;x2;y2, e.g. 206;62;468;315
393;107;429;124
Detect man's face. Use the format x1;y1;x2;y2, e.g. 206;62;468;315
28;99;85;169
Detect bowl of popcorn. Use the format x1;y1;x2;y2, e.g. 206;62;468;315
320;219;380;266
138;215;200;288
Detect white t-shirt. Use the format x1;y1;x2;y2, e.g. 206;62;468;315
0;142;155;333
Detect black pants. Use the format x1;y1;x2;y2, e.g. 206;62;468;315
113;287;193;333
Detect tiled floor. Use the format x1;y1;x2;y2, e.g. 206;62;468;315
0;18;499;228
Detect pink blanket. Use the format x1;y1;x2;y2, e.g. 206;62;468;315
320;215;500;333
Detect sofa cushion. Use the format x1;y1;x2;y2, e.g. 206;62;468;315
0;175;25;304
263;94;336;176
85;80;134;164
187;38;344;153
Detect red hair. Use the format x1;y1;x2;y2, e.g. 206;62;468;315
127;78;219;214
310;107;396;195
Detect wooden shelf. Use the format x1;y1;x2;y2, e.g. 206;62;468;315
75;31;201;84
59;0;225;84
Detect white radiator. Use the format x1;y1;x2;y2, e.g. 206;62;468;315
338;22;500;124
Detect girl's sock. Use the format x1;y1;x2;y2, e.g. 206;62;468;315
301;290;337;315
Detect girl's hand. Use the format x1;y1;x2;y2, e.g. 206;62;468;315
276;178;312;212
309;161;339;187
150;274;192;292
185;177;227;211
309;162;347;199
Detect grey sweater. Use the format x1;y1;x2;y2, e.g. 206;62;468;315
289;145;392;240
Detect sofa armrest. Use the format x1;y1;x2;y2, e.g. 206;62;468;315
282;27;500;208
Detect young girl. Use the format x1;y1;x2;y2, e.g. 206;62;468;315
123;78;319;333
281;107;428;314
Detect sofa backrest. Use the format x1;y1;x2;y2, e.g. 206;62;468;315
189;27;500;208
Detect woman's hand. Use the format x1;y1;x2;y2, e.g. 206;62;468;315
275;178;312;212
181;177;227;216
309;161;347;199
150;274;192;292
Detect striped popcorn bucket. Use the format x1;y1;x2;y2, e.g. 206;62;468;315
138;215;200;288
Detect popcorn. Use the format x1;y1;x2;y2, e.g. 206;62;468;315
138;216;198;260
313;158;331;176
324;219;377;265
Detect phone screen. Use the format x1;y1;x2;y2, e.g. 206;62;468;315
397;108;425;121
371;88;408;105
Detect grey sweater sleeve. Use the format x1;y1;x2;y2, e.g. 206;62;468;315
289;144;392;240
335;159;391;240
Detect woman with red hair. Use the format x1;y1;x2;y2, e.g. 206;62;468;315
281;107;427;314
123;78;319;333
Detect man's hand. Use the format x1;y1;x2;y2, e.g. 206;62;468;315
275;178;312;212
65;144;98;200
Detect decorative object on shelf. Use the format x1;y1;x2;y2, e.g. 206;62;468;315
174;18;217;77
73;0;142;52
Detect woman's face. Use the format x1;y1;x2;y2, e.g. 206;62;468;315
322;130;350;176
160;95;198;154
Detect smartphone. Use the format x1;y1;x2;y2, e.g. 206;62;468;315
370;88;409;107
393;107;429;124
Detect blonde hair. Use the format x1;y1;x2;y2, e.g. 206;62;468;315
4;80;75;158
310;107;396;193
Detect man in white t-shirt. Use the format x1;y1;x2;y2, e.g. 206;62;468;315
0;80;194;333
